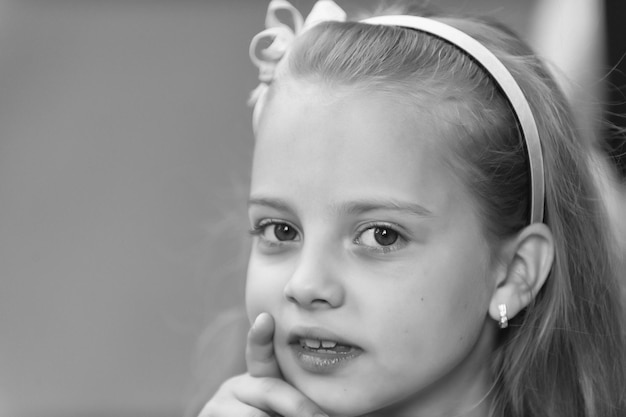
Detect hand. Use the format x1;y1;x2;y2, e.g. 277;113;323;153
198;312;327;417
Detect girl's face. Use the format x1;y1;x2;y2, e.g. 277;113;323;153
246;82;499;417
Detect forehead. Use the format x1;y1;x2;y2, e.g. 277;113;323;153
251;82;468;216
255;81;437;163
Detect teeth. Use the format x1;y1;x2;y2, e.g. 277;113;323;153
302;338;321;349
321;340;337;348
300;338;340;349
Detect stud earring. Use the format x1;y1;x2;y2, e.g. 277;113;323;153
498;304;509;329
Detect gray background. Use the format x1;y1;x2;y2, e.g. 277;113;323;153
0;1;544;416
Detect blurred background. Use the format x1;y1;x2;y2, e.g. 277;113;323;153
0;1;623;416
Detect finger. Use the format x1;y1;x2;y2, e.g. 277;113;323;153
246;312;281;378
198;396;272;417
236;376;328;417
197;375;274;417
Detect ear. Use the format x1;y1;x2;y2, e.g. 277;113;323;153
489;223;555;323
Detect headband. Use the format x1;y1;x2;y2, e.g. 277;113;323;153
249;0;545;224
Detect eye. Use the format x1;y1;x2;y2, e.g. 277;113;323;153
272;223;299;241
250;219;301;245
355;224;406;253
360;226;399;246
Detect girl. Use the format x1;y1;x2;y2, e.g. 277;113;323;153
199;1;626;416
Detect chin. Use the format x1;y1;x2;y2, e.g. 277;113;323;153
290;379;388;417
275;347;396;416
310;398;367;417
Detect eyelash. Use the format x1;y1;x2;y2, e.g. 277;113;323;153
250;219;407;254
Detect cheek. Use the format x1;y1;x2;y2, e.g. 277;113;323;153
421;239;493;316
244;255;286;321
375;285;489;385
374;258;490;349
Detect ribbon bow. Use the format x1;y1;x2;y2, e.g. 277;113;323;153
248;0;346;131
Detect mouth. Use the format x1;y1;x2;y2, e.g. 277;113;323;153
287;328;363;373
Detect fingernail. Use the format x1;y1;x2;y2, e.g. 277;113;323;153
252;312;267;329
250;315;260;331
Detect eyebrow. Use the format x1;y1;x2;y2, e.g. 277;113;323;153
248;196;434;218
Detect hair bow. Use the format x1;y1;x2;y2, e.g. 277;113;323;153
248;0;347;131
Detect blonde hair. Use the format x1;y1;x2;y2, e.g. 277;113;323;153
266;3;626;417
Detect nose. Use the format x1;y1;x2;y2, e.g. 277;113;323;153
283;242;345;309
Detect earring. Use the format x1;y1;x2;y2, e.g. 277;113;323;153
498;304;509;329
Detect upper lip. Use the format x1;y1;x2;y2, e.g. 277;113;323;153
287;325;361;349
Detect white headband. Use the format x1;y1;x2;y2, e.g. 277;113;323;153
249;0;545;224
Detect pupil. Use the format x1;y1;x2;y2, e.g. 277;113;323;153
274;224;297;241
374;227;398;246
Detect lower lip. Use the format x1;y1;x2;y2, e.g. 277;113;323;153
290;344;362;374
